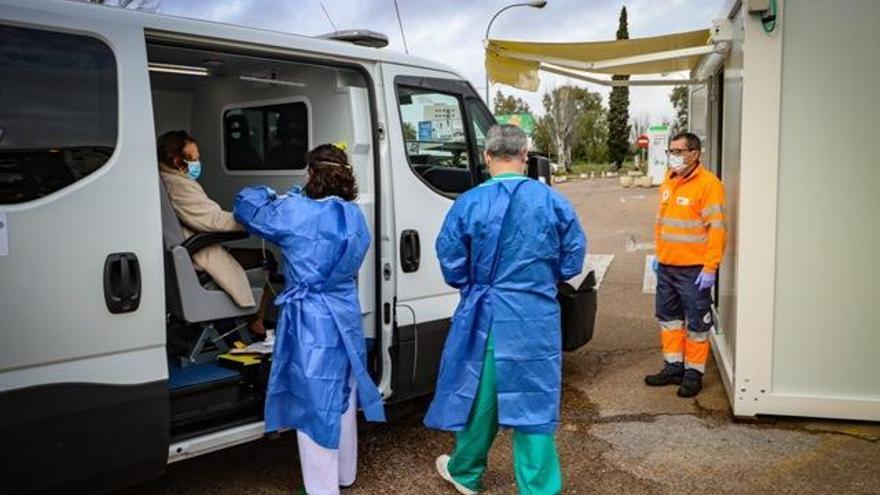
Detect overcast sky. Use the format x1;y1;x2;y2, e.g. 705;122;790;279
156;0;726;122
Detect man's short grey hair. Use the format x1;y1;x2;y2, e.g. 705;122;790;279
485;124;528;160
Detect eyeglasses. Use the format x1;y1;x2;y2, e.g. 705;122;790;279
665;148;696;156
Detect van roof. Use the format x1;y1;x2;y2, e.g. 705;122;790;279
10;0;465;79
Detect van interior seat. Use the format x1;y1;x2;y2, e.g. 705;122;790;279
158;178;265;325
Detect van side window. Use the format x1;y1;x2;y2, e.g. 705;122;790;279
0;24;117;204
223;102;309;171
397;86;473;196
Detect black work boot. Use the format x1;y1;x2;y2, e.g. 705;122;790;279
677;369;704;397
644;362;684;386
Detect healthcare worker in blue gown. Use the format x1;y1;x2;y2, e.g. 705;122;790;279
233;144;385;495
426;125;587;495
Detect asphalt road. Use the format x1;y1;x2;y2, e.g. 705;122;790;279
122;178;880;495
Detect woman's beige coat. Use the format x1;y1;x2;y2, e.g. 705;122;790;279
159;165;255;307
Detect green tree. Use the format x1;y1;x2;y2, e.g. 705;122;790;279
493;90;531;115
670;85;689;134
534;87;579;170
533;115;552;156
572;88;609;164
402;122;416;141
606;6;631;169
533;86;609;169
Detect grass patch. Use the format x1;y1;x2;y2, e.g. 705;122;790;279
569;162;611;175
557;160;637;176
550;156;645;177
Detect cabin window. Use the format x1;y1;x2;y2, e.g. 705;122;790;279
223;101;309;171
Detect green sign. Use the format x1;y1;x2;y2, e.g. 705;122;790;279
496;113;536;136
648;124;669;132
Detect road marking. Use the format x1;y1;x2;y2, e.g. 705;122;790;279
619;195;647;203
563;254;614;290
587;254;614;288
626;234;655;252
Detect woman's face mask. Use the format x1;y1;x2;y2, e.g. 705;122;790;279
185;159;202;180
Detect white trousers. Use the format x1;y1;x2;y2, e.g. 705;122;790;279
297;376;358;495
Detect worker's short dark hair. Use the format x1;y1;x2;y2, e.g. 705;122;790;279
157;130;196;166
670;131;701;151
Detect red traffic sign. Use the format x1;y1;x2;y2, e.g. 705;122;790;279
637;134;650;149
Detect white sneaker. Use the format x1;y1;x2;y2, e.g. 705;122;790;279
435;454;478;495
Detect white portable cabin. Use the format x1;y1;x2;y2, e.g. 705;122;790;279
485;0;880;420
690;0;879;421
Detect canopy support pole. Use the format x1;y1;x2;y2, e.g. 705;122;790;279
540;63;704;87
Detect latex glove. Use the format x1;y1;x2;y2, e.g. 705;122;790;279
695;271;716;291
652;258;659;273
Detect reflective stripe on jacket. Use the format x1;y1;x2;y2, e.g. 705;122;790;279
654;163;726;273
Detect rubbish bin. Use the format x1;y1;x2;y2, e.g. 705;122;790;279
558;270;598;352
527;154;552;185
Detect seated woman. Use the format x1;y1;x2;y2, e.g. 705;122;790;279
157;130;273;335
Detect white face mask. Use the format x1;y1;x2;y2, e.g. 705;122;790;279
668;154;687;173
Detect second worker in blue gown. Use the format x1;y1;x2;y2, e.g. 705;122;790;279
426;125;587;495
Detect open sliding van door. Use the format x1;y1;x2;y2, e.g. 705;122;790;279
0;3;168;493
381;66;493;400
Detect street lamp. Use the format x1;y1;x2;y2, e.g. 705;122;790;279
484;0;548;105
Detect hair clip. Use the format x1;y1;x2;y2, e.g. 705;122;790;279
314;160;352;169
333;141;349;151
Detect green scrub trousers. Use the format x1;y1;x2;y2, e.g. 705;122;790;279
447;333;563;494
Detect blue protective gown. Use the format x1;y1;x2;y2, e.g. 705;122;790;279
233;186;386;449
424;175;586;434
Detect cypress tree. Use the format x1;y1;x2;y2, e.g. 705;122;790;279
607;6;631;169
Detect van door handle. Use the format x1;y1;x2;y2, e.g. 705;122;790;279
104;252;141;314
400;229;420;273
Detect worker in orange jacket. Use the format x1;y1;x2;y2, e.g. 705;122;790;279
645;132;725;398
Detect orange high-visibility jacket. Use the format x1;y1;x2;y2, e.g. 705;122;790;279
655;163;726;273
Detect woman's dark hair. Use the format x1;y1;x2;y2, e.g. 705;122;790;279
157;130;196;168
303;144;358;201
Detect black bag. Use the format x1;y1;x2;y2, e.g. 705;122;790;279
527;154;552;184
558;270;598;352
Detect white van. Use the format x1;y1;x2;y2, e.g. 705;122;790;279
0;1;596;493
